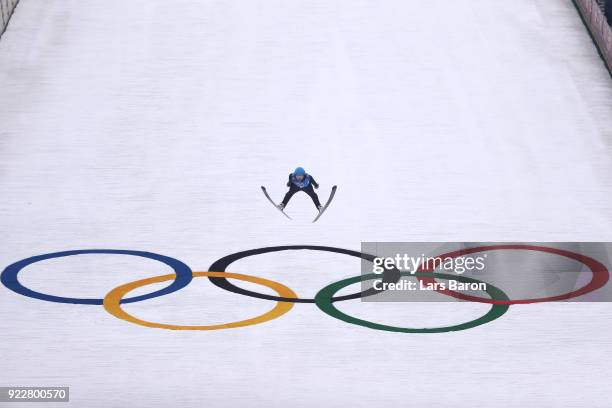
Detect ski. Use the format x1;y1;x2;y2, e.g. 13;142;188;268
261;186;292;219
312;185;337;223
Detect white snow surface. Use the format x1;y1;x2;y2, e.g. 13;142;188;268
0;0;611;407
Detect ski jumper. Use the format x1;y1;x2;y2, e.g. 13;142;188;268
282;173;321;208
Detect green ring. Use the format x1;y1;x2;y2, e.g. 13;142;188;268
314;272;510;333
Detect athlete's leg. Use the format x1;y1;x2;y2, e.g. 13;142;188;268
303;185;322;208
282;186;299;207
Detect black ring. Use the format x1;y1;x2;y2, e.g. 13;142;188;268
207;245;400;303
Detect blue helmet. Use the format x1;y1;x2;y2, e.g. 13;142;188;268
293;167;306;176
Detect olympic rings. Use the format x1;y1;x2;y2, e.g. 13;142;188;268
416;245;610;305
103;272;296;330
207;245;401;303
0;249;193;305
315;272;510;333
1;244;609;333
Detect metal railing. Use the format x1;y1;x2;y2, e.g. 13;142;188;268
0;0;20;39
595;0;612;25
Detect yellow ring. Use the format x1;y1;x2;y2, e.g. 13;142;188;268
103;271;296;330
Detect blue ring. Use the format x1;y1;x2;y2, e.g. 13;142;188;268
1;249;193;305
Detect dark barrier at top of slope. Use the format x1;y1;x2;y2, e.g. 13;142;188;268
0;0;20;39
598;0;612;25
574;0;612;75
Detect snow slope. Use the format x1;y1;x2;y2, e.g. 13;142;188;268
0;1;611;407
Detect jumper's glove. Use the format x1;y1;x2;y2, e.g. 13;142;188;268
287;182;291;187
314;184;319;189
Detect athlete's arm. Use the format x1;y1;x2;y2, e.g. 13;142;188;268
310;176;319;188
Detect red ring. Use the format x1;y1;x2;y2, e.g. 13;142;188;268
417;244;609;305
